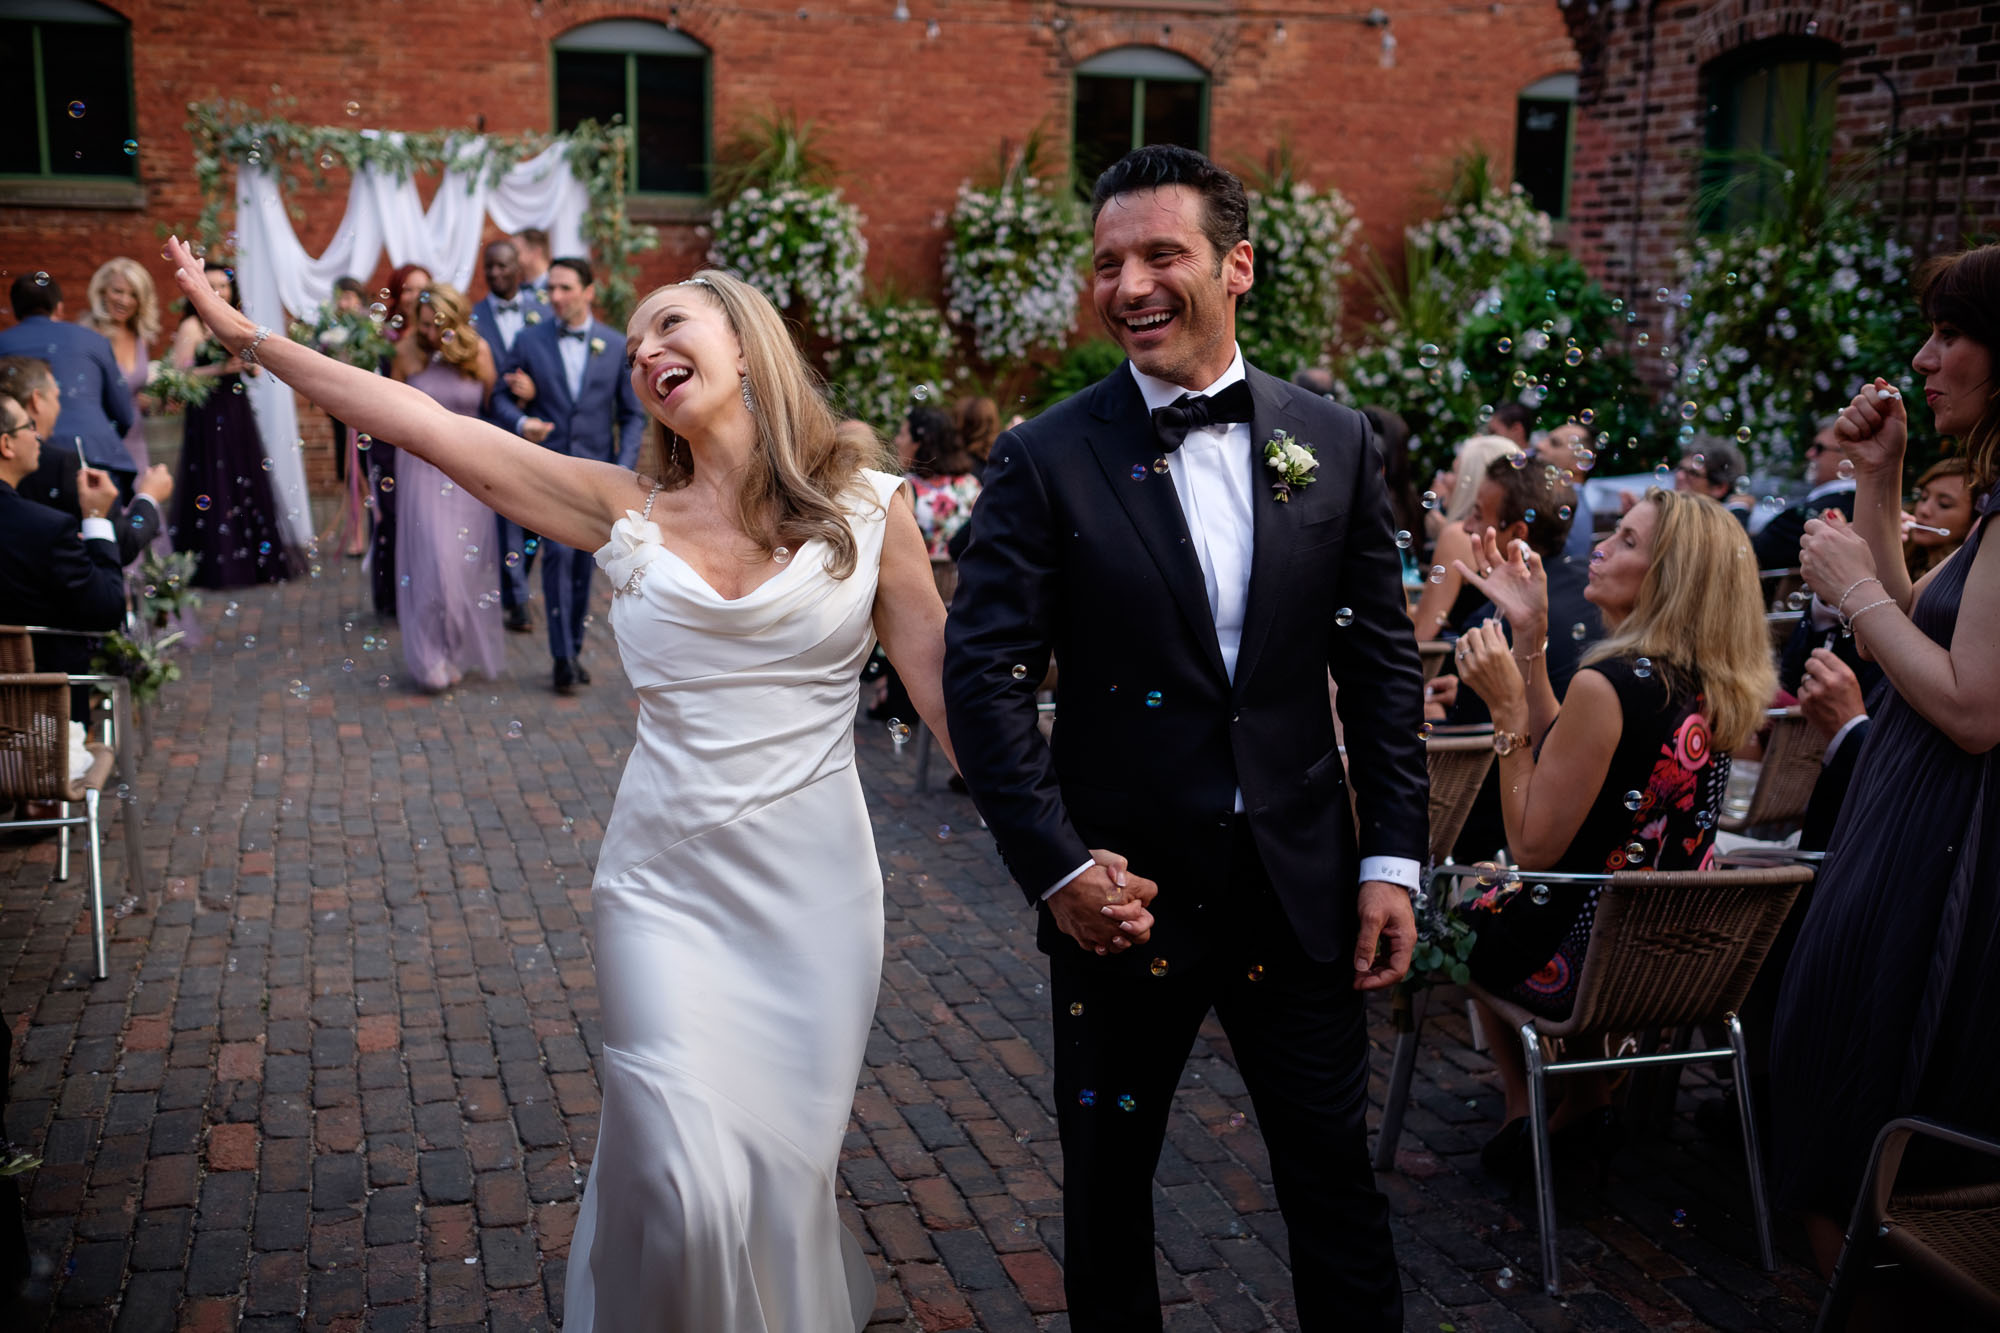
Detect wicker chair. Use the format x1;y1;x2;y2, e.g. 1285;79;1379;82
1424;732;1494;866
1816;1117;2000;1331
1721;708;1828;838
1374;863;1813;1294
0;673;123;979
1417;639;1453;683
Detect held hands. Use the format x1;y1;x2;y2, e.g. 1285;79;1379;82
1832;377;1909;476
1797;647;1866;742
521;418;555;444
1800;510;1879;611
76;466;118;520
1353;880;1416;991
1454;619;1527;721
1047;849;1158;955
1454;526;1548;642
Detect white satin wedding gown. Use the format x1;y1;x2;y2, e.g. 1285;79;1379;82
566;469;902;1332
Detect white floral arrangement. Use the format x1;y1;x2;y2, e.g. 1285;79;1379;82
1263;430;1320;502
824;297;959;430
1239;177;1360;376
707;184;868;338
1407;180;1552;307
1332;322;1482;453
1674;221;1920;472
942;176;1089;367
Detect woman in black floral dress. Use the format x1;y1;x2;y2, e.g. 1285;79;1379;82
1450;491;1774;1173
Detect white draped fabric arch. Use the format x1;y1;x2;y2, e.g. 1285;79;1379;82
231;133;590;547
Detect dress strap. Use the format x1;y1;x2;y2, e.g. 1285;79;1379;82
642;482;663;522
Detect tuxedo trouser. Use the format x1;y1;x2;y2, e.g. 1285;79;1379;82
497;515;537;612
1047;820;1401;1333
541;540;595;662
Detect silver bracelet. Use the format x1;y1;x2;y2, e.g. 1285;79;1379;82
1835;576;1880;615
1847;596;1896;629
239;325;274;367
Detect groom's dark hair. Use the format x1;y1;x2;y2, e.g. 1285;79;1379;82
1090;146;1249;269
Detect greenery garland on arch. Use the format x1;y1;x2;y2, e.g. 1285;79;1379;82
184;101;658;324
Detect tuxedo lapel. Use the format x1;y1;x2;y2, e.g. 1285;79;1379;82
1085;369;1229;682
1234;368;1309;693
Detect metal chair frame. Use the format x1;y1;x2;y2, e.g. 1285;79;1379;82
1375;863;1810;1294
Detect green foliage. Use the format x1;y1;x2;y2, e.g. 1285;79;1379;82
1033;339;1126;410
142;364;213;414
183;101;656;325
137;551;203;625
710;109;839;203
943;131;1089;369
1237;145;1360;378
823;294;957;432
289;302;392;371
91;631;183;706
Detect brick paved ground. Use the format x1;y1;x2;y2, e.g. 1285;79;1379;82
1;560;1827;1331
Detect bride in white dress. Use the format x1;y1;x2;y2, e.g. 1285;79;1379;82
164;239;958;1330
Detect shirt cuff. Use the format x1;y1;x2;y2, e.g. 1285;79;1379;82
1041;860;1095;901
80;516;116;544
1824;713;1868;764
1359;856;1421;891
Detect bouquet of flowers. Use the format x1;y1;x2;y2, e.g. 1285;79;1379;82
90;630;184;706
137;550;202;627
290;301;392;371
142;362;214;413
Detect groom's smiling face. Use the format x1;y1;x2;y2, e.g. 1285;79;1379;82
1092;184;1254;390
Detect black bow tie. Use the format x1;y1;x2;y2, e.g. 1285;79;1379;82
1152;380;1253;452
559;326;588;341
494;299;519;313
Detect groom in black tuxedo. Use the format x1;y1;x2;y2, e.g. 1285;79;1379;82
944;147;1426;1331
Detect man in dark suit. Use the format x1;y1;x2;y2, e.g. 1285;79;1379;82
943;147;1423;1332
0;390;127;699
471;239;552;633
1753;418;1857;569
0;273;137;502
0;356;171;567
489;257;645;692
515;228;553;297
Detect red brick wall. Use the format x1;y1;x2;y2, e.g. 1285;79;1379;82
2;0;1575;490
1562;0;1999;389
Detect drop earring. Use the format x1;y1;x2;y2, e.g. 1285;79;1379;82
740;375;757;415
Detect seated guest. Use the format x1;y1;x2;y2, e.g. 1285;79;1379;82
1411;434;1516;637
1754;418;1855;569
1903;456;1973;577
0;272;138;502
0;390;128;712
1675;437;1755;529
0;356;171;567
1532;420;1597;559
1485;400;1534;450
1430;454;1605;861
895;405;980;558
1449;490;1774;1176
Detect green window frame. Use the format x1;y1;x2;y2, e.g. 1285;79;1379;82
0;0;137;185
1071;47;1210;195
552;19;711;200
1700;37;1842;232
1513;74;1576;220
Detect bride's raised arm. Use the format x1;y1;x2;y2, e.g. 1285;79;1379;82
163;236;641;551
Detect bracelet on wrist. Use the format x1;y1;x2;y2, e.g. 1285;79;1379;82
1847;596;1897;629
1836;577;1881;616
238;325;274;367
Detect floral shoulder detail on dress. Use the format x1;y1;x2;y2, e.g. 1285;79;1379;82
595;501;668;598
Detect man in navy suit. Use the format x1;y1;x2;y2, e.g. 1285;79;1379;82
0;273;137;501
489;257;645;693
470;239;552;633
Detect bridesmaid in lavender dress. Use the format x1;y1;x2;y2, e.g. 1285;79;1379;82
387;285;506;692
81;258;159;475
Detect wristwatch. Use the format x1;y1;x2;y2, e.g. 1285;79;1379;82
1492;729;1531;757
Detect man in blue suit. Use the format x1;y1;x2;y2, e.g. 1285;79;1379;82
0;273;137;501
470;239;552;634
489;257;645;694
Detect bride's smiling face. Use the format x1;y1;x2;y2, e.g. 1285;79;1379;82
626;286;748;435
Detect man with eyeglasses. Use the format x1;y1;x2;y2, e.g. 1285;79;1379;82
0;390;129;714
1753;417;1858;570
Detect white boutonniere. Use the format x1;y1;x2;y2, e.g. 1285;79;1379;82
589;336;606;357
524;310;541;325
1263;431;1319;503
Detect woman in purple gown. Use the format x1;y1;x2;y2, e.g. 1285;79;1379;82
1769;244;2000;1274
386;285;505;692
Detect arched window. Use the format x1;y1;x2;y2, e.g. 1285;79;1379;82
1072;48;1209;192
1513;74;1576;220
0;0;136;186
1701;37;1842;230
553;20;710;198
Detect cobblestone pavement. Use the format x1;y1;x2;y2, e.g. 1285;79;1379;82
1;561;1826;1331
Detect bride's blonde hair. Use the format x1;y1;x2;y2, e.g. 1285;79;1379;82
634;270;889;578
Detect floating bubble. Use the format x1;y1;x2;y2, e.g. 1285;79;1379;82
1417;343;1440;370
1837;458;1855;481
1152;456;1170;475
1078;1089;1097;1107
1418;721;1434;739
773;546;790;565
1565;347;1585;367
1623;790;1643;811
1671;1208;1689;1228
1421;490;1438;510
1130;464;1146;481
1496;1267;1516;1290
1496;337;1513;354
1247;963;1265;981
1009;663;1029;682
1069;1001;1084;1017
1557;505;1573;520
505;552;521;567
379;477;395;493
887;718;911;745
1627;841;1647;858
1524;508;1536;522
1149;958;1169;977
1335;607;1354;627
1633;656;1652;679
936;824;952;841
1578;408;1595;426
1508;451;1528;470
1144;691;1162;708
1393;530;1412;550
1117;1093;1137;1112
1428;565;1445;585
1636;332;1650;348
911;383;930;401
1655;287;1671;302
1530;884;1551;905
122;138;138;156
345;101;361;117
67;100;86;118
1654;464;1674;485
1680;401;1699;422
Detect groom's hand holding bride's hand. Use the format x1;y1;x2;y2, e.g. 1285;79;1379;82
1048;850;1158;956
1352;880;1416;991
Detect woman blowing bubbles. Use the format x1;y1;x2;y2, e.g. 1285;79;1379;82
156;235;1128;1332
